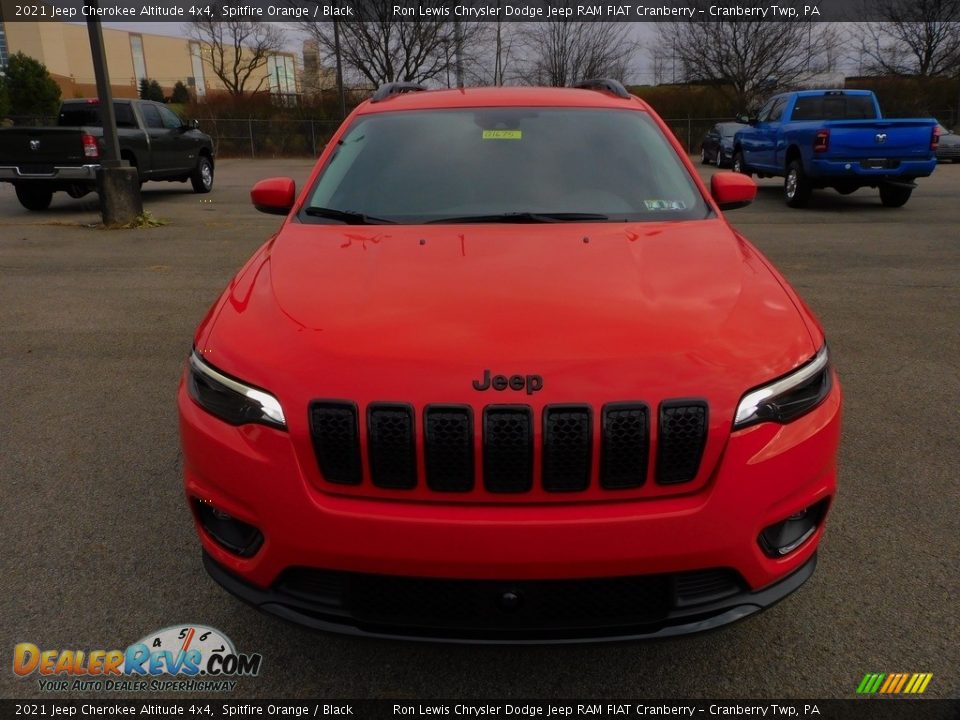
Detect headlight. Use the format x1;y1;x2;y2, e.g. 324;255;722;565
186;351;286;429
733;345;831;430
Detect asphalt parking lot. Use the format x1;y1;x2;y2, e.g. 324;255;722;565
1;158;958;700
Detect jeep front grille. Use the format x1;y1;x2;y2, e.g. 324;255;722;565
599;403;649;489
542;406;592;492
308;401;362;485
656;401;708;484
307;399;711;500
482;406;534;492
367;404;417;489
423;406;475;492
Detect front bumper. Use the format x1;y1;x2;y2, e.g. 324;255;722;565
0;164;99;181
203;549;818;643
179;374;840;641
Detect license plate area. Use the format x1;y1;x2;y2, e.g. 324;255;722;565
860;158;900;170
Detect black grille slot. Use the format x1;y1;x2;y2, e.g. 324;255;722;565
674;568;743;607
367;404;417;489
309;401;362;485
483;406;533;493
600;403;649;489
542;406;592;492
424;406;475;492
275;568;346;608
656;401;708;484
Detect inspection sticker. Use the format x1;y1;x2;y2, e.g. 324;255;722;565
482;130;522;140
644;199;687;210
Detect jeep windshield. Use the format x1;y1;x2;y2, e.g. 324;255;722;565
301;107;709;225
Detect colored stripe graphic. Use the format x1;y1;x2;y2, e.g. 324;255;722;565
857;673;932;694
894;673;909;693
856;673;884;694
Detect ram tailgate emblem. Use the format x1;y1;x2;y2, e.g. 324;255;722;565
29;140;40;151
875;133;887;144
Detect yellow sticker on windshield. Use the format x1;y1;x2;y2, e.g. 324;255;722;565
482;130;522;140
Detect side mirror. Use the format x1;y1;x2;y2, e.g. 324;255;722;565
251;177;296;215
735;113;750;124
711;172;756;211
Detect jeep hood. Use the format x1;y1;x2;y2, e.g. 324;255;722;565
201;220;818;420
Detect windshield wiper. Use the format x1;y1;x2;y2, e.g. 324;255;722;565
303;206;397;225
425;212;610;224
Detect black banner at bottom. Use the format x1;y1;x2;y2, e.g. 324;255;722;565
2;700;959;720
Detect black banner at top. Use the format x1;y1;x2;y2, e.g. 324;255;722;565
0;0;927;22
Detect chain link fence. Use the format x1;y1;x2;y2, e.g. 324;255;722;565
663;118;734;155
194;117;731;159
4;114;734;158
195;118;342;158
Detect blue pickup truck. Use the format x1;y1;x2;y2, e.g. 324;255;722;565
732;90;938;208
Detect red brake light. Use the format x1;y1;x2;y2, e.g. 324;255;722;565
81;133;100;160
813;129;830;153
931;126;940;151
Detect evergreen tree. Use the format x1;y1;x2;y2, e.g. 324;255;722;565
147;79;165;102
3;52;61;118
139;78;166;102
171;81;191;104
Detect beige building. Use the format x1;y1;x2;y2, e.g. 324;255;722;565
0;18;299;102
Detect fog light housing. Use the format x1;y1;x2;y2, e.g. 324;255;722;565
193;499;263;557
759;499;829;557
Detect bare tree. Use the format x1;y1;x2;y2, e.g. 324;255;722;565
649;45;669;86
855;0;960;77
657;7;839;111
297;2;479;88
491;19;514;85
456;17;521;86
188;20;285;97
523;20;638;87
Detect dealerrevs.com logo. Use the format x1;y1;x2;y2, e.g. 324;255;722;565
13;625;262;693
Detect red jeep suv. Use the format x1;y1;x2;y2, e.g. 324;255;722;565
179;80;841;642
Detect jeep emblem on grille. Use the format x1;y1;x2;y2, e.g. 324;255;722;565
472;369;543;395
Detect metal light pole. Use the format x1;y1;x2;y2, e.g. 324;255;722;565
85;0;141;225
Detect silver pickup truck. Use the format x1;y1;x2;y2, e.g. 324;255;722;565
0;98;214;210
